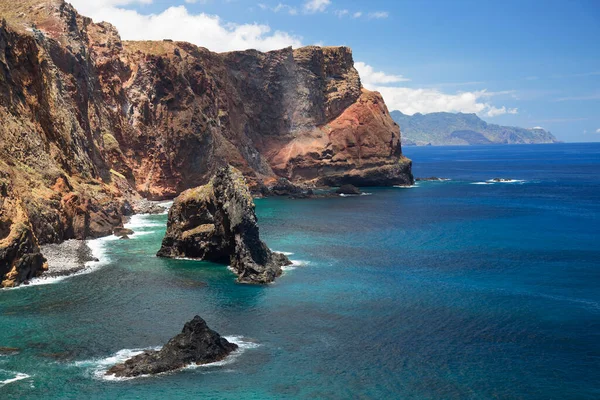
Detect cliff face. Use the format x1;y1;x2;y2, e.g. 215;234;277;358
0;0;412;286
104;42;412;196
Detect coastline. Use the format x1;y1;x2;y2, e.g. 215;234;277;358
18;201;172;288
39;240;99;279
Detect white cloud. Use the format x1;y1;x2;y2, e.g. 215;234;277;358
531;126;545;130
373;86;517;117
485;106;518;117
273;3;299;15
356;62;518;117
596;128;600;134
304;0;331;13
368;11;389;19
334;9;349;18
355;62;516;117
69;1;302;52
355;62;409;85
353;12;363;18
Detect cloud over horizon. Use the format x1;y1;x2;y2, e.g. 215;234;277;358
356;62;518;117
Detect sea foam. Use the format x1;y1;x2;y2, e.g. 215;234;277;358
282;259;310;272
394;184;419;189
124;214;164;229
0;371;31;387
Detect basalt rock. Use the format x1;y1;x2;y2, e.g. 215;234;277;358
106;316;237;378
158;166;291;284
336;184;361;195
113;228;134;238
262;178;313;198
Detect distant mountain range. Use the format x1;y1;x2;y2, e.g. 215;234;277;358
391;111;560;146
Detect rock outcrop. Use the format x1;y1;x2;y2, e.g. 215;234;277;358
0;0;411;286
336;184;361;195
158;167;291;284
0;174;47;287
106;316;238;378
260;178;314;198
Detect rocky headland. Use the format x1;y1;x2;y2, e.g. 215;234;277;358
106;316;238;378
0;0;412;287
392;110;559;146
158;166;291;284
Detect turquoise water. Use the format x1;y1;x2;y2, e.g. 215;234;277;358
1;143;599;399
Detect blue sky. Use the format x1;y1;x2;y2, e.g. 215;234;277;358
71;0;600;142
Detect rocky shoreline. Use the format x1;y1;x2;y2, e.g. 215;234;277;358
38;240;98;280
28;199;170;284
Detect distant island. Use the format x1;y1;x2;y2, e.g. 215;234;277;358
391;111;560;146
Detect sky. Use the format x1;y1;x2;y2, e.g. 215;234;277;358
69;0;600;142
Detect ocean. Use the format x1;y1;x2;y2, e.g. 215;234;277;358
0;143;599;399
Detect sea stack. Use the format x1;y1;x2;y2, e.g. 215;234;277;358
106;316;238;378
157;166;291;284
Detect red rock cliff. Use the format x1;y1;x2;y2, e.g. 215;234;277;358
0;0;412;286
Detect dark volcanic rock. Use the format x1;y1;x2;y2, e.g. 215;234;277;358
106;316;237;378
265;178;313;198
113;228;134;237
336;184;361;195
157;166;291;284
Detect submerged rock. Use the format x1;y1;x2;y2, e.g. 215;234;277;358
415;177;449;181
0;347;20;356
336;184;361;195
106;316;237;378
157;166;291;284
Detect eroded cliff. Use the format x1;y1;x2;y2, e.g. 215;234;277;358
0;0;412;286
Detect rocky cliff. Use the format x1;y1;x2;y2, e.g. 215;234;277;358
0;0;412;286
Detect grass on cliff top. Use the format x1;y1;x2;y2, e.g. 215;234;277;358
179;182;214;203
124;40;181;56
0;0;62;32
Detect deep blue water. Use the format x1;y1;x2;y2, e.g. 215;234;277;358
0;143;599;399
